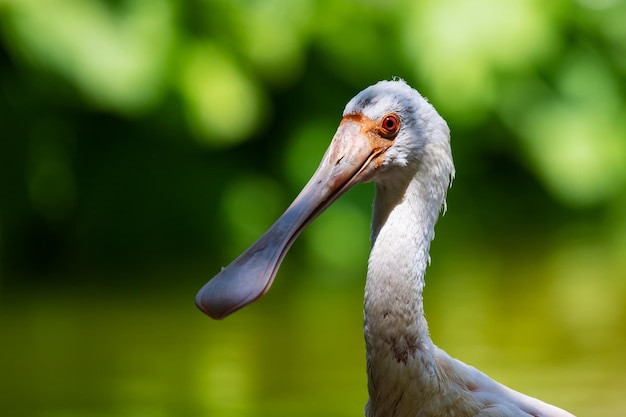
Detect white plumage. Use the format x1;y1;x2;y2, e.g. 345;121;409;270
196;80;575;417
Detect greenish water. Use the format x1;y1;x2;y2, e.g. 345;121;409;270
2;265;625;417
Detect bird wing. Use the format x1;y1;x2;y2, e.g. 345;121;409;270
435;347;576;417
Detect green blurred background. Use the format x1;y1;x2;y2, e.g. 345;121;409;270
1;0;625;416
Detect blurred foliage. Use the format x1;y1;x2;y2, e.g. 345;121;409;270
0;0;626;415
0;0;625;282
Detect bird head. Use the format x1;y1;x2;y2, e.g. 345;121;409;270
196;79;452;319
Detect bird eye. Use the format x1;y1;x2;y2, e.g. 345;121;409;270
380;114;400;138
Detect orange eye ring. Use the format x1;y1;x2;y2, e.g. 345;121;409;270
380;114;400;138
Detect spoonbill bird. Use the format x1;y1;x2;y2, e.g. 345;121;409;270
196;80;575;417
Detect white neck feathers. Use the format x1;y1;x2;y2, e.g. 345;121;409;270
364;146;453;417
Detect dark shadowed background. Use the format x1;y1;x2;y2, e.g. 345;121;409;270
1;0;625;416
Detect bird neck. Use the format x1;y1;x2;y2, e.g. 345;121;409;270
364;169;447;416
